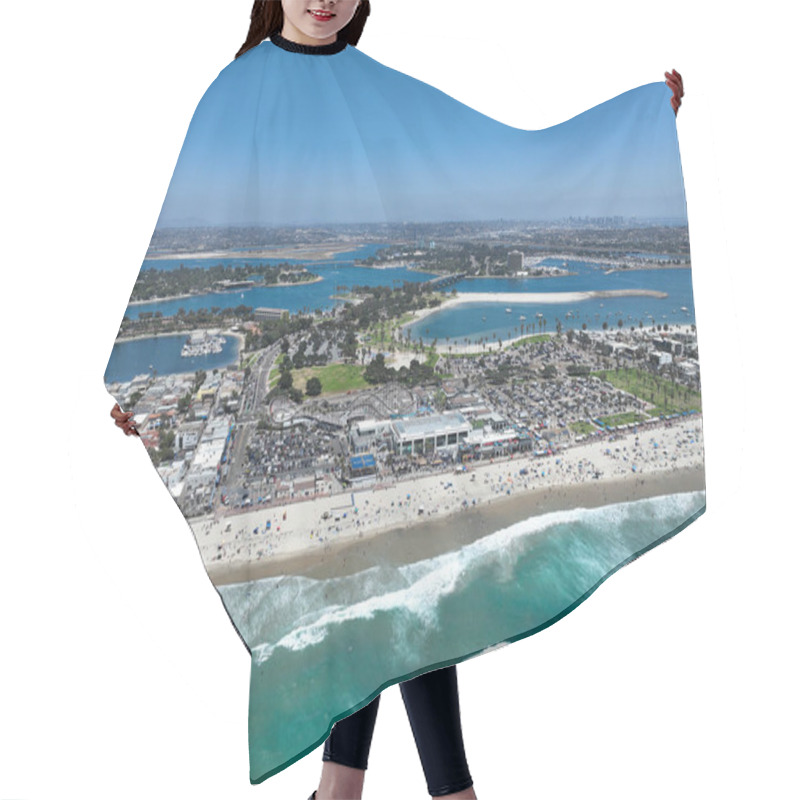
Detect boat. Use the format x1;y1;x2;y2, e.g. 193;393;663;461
181;330;226;357
519;315;526;321
505;308;512;313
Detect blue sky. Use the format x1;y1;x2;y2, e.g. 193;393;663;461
157;41;686;228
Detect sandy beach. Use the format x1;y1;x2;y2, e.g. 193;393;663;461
432;289;668;306
113;328;247;350
401;288;674;353
126;275;324;307
190;416;705;585
145;243;361;261
399;304;696;355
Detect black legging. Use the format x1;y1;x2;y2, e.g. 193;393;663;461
323;664;474;797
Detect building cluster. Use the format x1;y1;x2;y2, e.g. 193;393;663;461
106;321;700;517
500;250;570;277
106;367;246;514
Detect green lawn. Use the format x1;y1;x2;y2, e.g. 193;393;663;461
597;411;650;427
510;334;552;348
267;354;288;389
272;363;369;395
593;367;702;416
569;420;597;435
362;295;447;351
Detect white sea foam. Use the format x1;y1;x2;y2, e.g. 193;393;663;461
237;491;705;665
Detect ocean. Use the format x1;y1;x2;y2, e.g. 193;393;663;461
217;489;706;782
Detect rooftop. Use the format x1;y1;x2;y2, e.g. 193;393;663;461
392;412;469;438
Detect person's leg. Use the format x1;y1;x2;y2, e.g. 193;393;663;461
400;665;476;798
315;694;381;800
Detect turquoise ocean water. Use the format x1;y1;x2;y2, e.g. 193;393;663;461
217;489;706;782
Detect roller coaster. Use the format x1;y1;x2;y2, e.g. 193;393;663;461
268;382;417;429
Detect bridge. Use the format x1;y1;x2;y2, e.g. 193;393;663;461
423;273;465;291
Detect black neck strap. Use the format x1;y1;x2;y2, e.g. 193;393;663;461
270;31;348;55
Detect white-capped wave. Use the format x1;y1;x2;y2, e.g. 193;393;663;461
236;490;704;664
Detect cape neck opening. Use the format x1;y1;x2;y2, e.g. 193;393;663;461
270;31;348;55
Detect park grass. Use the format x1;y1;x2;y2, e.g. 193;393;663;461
592;366;702;416
280;363;370;395
362;294;449;351
267;354;289;389
510;334;552;348
569;420;597;435
237;349;255;370
597;411;650;426
425;349;440;369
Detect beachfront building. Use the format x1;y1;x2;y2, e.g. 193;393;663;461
254;307;289;323
349;419;396;454
460;426;534;462
348;454;378;483
654;338;685;356
179;415;233;512
390;412;471;457
507;250;524;272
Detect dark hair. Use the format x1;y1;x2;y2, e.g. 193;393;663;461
236;1;371;59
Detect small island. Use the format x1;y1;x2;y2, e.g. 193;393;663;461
128;262;321;304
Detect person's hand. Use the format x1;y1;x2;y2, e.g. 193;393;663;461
110;402;140;437
665;69;684;116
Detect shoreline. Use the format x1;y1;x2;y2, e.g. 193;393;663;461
144;243;363;262
404;288;669;330
208;464;704;586
126;275;324;306
401;297;694;355
192;415;706;586
112;328;247;349
434;289;668;306
509;253;690;271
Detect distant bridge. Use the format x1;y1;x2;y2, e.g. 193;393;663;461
423;273;466;290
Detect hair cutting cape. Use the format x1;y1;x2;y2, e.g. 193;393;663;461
104;32;706;784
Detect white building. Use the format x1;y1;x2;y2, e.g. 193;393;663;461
391;412;471;456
